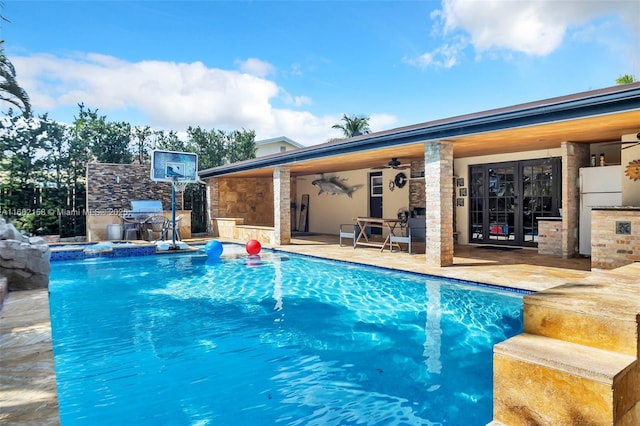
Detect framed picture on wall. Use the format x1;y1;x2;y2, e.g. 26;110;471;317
456;197;464;207
456;178;464;187
459;187;467;197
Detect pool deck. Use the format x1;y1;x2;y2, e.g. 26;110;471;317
1;235;637;425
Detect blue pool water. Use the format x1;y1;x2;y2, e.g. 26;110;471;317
49;245;524;425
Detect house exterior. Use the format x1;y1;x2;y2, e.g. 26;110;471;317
255;136;304;157
200;83;640;269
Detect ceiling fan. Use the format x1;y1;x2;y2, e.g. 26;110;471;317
372;157;410;170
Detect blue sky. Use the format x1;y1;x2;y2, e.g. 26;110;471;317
3;0;639;146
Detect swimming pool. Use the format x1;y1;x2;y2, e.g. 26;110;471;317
49;245;524;425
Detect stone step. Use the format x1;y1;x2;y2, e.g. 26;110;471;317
523;283;640;356
493;333;637;426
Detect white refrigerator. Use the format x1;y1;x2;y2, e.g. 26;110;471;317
579;165;622;255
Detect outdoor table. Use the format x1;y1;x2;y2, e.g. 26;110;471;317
121;214;150;240
353;217;403;252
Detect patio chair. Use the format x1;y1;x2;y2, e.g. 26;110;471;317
144;215;169;242
339;223;357;248
161;215;183;241
122;215;142;240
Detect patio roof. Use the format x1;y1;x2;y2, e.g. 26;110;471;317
200;83;640;179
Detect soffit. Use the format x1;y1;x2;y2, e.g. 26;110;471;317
213;110;639;179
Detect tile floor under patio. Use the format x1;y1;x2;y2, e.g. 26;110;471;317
1;235;638;425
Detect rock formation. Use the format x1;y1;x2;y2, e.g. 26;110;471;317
0;218;51;290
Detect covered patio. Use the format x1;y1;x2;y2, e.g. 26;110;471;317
200;83;640;270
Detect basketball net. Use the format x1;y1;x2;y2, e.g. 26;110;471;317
172;180;188;192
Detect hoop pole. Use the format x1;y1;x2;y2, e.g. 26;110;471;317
171;179;177;249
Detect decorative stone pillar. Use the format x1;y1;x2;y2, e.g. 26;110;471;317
207;177;219;236
424;141;454;266
273;167;291;245
561;142;589;258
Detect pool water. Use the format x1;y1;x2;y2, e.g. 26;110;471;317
49;246;524;425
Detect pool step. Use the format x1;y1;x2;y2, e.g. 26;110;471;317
493;333;638;425
523;283;640;356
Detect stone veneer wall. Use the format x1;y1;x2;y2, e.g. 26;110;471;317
207;178;219;235
86;163;177;211
216;177;274;226
561;142;589;258
409;161;426;212
591;208;640;269
85;163;191;241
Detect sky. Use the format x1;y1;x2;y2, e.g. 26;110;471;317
3;0;639;146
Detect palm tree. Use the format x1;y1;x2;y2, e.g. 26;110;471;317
0;41;30;116
615;74;636;85
0;42;30;115
0;3;30;116
332;114;371;138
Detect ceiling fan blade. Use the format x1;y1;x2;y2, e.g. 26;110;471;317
622;142;640;150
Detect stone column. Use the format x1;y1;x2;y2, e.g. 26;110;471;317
273;167;291;245
207;177;219;236
561;142;589;258
424;141;454;267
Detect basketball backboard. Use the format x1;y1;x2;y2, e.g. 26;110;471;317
151;150;198;183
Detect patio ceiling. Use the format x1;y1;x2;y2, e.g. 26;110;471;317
200;84;640;179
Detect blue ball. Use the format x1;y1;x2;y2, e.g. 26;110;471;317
204;240;223;258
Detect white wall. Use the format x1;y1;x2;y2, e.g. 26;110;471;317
453;148;563;245
295;168;410;235
256;141;301;157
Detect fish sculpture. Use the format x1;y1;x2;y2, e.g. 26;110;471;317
311;175;363;198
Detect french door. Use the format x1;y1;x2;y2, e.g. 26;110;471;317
469;158;561;246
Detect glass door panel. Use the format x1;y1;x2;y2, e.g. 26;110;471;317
487;165;516;242
469;158;561;247
521;160;560;244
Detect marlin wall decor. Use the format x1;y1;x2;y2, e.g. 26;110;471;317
311;175;363;198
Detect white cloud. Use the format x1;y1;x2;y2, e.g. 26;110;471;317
10;52;343;146
369;113;398;131
408;0;639;68
404;40;466;69
235;57;275;77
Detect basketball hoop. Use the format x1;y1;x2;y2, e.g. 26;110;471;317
172;180;188;192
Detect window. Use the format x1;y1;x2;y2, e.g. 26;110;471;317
370;174;383;197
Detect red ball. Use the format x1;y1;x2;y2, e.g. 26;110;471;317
245;239;262;255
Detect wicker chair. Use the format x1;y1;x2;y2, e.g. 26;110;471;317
144;215;169;242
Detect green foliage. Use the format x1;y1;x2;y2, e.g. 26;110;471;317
154;129;187;152
186;126;256;169
74;104;132;164
0;110;48;209
0;101;256;237
615;74;636;85
227;129;257;164
132;125;153;165
332;114;371;138
0;40;31;116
